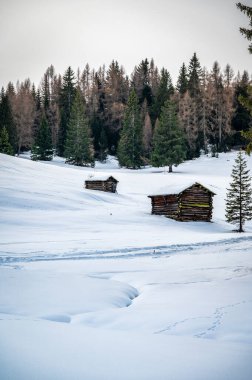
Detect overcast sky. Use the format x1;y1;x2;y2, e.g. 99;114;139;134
0;0;251;88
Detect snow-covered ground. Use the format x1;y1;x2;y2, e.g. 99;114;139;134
0;151;252;379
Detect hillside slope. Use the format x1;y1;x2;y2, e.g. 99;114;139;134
0;152;252;380
1;151;251;262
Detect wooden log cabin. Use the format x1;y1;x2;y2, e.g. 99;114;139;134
85;175;118;193
148;182;215;222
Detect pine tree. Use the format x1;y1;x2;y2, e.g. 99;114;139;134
232;71;252;145
225;151;252;232
0;127;14;155
236;2;252;54
235;3;252;151
98;127;108;162
31;116;53;161
151;100;186;172
188;53;202;98
64;89;94;166
117;90;143;169
132;59;153;106
89;71;108;153
32;89;42;142
241;128;252;154
236;75;252;155
0;89;17;152
187;53;204;155
177;63;188;95
42;72;50;110
223;64;234;88
151;68;174;122
58;67;76;156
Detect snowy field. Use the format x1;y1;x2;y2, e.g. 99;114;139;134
0;151;252;379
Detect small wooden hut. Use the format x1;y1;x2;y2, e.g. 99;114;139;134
148;182;215;222
85;175;118;193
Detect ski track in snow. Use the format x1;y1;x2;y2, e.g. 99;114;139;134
1;235;252;265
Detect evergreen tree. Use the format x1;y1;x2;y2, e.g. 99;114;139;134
98;127;108;162
187;53;204;155
238;73;252;155
88;70;109;156
31;116;53;161
235;4;252;152
151;68;174;122
0;90;17;152
237;77;252;155
42;72;50;110
151;100;186;172
177;63;188;95
236;2;252;53
239;84;252;117
132;59;153;106
117;90;143;168
31;88;43;148
0;127;14;155
188;53;202;98
58;67;76;156
232;71;252;145
64;89;94;166
225;151;252;232
241;128;252;154
90;113;103;156
223;64;234;87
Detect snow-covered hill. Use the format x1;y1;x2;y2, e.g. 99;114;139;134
1;151;251;261
0;152;252;380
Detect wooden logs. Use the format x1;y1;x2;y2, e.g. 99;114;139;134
85;176;118;193
148;183;215;222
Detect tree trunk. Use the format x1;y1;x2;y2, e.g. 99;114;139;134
18;140;22;156
169;165;173;173
239;163;243;232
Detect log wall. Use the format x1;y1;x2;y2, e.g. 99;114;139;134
179;186;213;222
85;180;117;193
149;184;214;222
150;195;179;219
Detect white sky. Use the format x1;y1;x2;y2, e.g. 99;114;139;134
0;0;251;88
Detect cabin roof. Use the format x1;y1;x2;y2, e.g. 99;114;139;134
85;175;118;182
148;182;216;198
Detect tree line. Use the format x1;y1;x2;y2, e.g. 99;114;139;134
0;53;251;168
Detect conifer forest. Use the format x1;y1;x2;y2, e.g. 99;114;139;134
1;3;252;379
0;54;251;167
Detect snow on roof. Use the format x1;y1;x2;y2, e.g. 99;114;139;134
148;182;216;197
85;175;118;182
